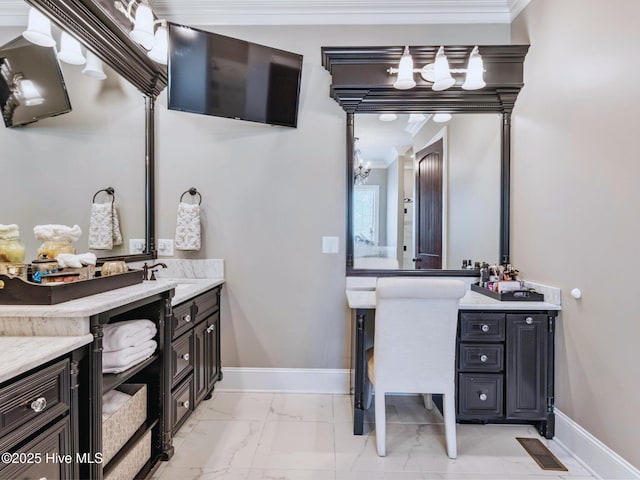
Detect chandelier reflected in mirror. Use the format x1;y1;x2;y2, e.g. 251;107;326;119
353;137;371;185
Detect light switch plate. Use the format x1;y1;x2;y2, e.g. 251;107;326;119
157;239;174;256
129;238;146;254
322;236;339;254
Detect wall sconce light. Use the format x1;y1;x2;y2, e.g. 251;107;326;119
82;52;107;80
115;0;168;64
22;7;56;47
388;45;485;91
12;73;45;106
353;138;371;185
58;32;86;65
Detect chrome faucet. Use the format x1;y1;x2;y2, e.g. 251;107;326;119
142;262;167;281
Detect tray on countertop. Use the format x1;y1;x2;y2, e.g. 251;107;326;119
471;283;544;302
0;269;144;305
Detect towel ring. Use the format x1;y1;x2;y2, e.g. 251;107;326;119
92;187;115;203
180;187;202;205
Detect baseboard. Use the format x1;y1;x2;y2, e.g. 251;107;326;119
554;409;640;479
217;367;351;394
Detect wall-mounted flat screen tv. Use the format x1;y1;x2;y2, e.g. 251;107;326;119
168;23;303;128
0;36;71;128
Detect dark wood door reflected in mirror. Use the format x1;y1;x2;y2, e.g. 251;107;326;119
321;45;529;276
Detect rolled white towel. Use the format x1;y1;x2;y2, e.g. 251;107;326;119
102;389;131;421
57;252;97;269
33;224;82;243
0;224;20;240
103;319;157;352
103;340;157;373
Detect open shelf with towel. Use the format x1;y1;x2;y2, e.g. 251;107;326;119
77;290;173;480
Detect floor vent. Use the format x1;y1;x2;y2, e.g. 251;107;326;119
517;437;568;471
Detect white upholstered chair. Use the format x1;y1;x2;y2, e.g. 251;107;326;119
367;277;466;457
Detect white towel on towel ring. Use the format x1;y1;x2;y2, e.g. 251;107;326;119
175;202;201;251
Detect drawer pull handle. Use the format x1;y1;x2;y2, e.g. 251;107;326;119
207;325;215;334
181;400;190;409
526;316;533;325
478;393;488;402
480;354;488;363
481;324;490;333
181;353;190;361
30;397;47;413
182;314;191;323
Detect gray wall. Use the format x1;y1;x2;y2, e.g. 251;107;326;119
512;0;640;468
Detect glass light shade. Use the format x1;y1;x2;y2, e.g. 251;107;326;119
147;25;168;64
461;46;486;90
393;46;416;90
408;113;426;123
129;3;156;50
82;52;107;80
433;113;452;123
58;32;86;65
432;46;455;91
22;8;56;47
18;79;44;106
378;113;398;122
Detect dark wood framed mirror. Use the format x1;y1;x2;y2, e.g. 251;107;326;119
22;0;168;263
321;45;529;276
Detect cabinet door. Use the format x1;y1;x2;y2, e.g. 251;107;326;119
204;311;220;393
506;314;548;419
193;321;208;404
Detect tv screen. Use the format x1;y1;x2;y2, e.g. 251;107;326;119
168;23;303;128
0;36;71;128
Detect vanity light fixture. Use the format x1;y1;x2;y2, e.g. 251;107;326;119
58;32;86;66
378;113;398;122
353;137;371;185
82;52;107;80
22;7;56;48
432;113;452;123
114;0;168;64
388;45;485;92
12;73;44;106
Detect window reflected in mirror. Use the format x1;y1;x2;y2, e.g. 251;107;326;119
352;113;502;271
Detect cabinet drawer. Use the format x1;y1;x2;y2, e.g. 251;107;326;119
0;416;71;479
192;288;220;324
172;378;193;434
458;343;504;372
458;373;503;417
0;360;70;448
172;301;194;340
459;313;505;341
171;331;194;388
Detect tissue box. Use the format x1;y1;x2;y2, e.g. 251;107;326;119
102;384;147;466
103;430;151;480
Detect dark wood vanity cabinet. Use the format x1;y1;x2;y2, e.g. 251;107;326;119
456;310;556;438
0;352;83;480
169;286;222;434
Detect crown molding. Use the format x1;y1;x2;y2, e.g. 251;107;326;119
0;0;532;27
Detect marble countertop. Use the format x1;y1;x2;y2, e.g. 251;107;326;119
0;334;94;384
346;289;561;311
0;278;225;336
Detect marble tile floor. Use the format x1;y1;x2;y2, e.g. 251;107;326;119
152;392;596;480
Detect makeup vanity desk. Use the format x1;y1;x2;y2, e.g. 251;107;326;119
346;287;561;439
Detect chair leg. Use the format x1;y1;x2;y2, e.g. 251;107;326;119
443;392;457;459
364;379;373;410
422;393;433;410
374;390;386;456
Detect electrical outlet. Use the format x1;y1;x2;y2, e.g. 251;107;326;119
129;238;146;254
157;239;174;256
322;236;339;254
